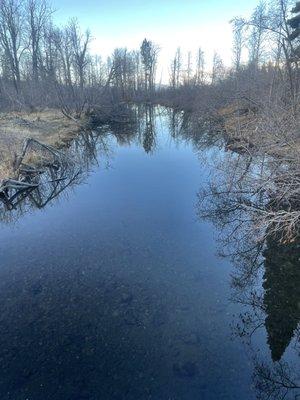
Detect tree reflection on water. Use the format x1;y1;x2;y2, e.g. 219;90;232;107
197;144;300;399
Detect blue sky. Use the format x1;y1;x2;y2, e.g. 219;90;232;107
51;0;259;78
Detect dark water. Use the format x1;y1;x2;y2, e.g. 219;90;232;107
0;107;299;400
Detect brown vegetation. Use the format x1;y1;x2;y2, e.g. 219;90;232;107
0;109;80;180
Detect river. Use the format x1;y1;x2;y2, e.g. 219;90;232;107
0;106;299;400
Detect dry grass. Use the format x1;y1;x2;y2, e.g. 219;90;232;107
219;103;300;158
0;109;80;180
219;104;258;150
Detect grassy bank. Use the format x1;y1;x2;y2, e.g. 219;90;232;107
0;109;82;180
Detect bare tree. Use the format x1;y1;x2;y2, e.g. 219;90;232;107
54;27;73;86
41;23;61;82
235;0;298;106
231;18;245;72
0;0;25;92
248;2;268;67
195;47;205;85
183;51;193;86
170;47;182;88
211;52;225;84
68;19;91;90
26;0;52;81
140;38;159;94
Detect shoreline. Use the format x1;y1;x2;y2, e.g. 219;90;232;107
0;109;82;181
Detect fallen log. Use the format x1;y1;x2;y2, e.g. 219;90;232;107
0;134;80;210
14;138;67;173
0;179;39;191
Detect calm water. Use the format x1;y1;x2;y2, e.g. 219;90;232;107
0;107;299;399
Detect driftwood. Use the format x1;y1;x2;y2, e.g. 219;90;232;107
0;137;71;203
19;164;45;175
1;179;38;189
0;179;38;205
14;138;65;172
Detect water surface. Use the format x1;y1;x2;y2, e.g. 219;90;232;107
0;107;299;399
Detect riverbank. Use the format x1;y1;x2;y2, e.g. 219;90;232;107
0;109;82;180
219;103;300;159
154;91;300;241
155;88;300;159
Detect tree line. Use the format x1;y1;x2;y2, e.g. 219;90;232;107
0;0;300;118
0;0;161;112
